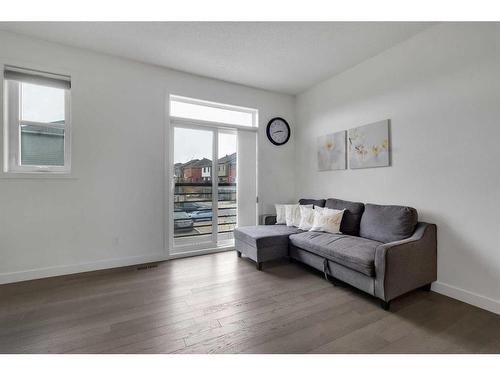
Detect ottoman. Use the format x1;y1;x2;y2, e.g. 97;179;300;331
234;225;302;270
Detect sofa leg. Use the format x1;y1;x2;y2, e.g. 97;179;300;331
421;283;432;292
236;251;241;258
256;262;262;271
381;300;391;311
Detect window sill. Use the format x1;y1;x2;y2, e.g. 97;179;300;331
0;172;78;180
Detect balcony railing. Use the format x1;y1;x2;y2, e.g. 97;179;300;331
174;182;236;238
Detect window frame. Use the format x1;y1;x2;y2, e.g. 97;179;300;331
4;77;71;174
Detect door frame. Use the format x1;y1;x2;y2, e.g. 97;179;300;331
168;120;240;258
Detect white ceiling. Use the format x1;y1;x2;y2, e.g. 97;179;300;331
0;22;434;94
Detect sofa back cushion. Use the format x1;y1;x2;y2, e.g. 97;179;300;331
360;203;418;243
299;198;326;208
325;198;365;236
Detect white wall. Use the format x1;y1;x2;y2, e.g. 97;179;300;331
0;30;296;283
295;23;500;314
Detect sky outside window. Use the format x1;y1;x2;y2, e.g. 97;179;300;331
174;128;236;164
170;100;253;127
21;82;65;123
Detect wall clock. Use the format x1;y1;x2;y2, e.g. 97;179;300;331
266;117;290;146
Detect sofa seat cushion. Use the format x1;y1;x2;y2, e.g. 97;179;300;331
234;225;302;248
289;231;382;276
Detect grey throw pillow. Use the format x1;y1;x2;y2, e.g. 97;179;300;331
299;198;326;208
359;203;418;243
325;198;365;236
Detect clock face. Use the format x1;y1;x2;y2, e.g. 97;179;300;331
266;117;290;146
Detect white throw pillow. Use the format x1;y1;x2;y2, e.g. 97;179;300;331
298;205;316;231
275;204;287;224
310;208;345;234
284;204;313;227
285;204;300;227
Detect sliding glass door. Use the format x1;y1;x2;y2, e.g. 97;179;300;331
171;124;237;255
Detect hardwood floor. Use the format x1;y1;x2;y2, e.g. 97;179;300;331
1;251;499;354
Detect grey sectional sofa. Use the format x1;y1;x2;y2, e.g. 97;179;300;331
234;198;437;310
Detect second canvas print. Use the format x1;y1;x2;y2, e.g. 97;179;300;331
348;120;390;169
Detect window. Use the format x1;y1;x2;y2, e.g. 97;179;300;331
170;95;258;128
3;66;71;173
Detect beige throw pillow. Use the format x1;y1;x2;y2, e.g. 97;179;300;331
310;208;345;234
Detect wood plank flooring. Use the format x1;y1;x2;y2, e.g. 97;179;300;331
1;251;499;354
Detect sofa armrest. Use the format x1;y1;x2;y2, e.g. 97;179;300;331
260;214;277;225
374;222;437;301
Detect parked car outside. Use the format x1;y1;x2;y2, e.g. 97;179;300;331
189;210;213;222
174;211;194;231
176;202;211;212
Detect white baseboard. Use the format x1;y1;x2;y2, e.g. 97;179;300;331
432;281;500;315
0;253;168;285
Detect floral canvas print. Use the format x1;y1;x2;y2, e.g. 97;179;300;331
348;120;390;169
317;130;346;171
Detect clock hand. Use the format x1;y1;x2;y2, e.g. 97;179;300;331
273;130;284;134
